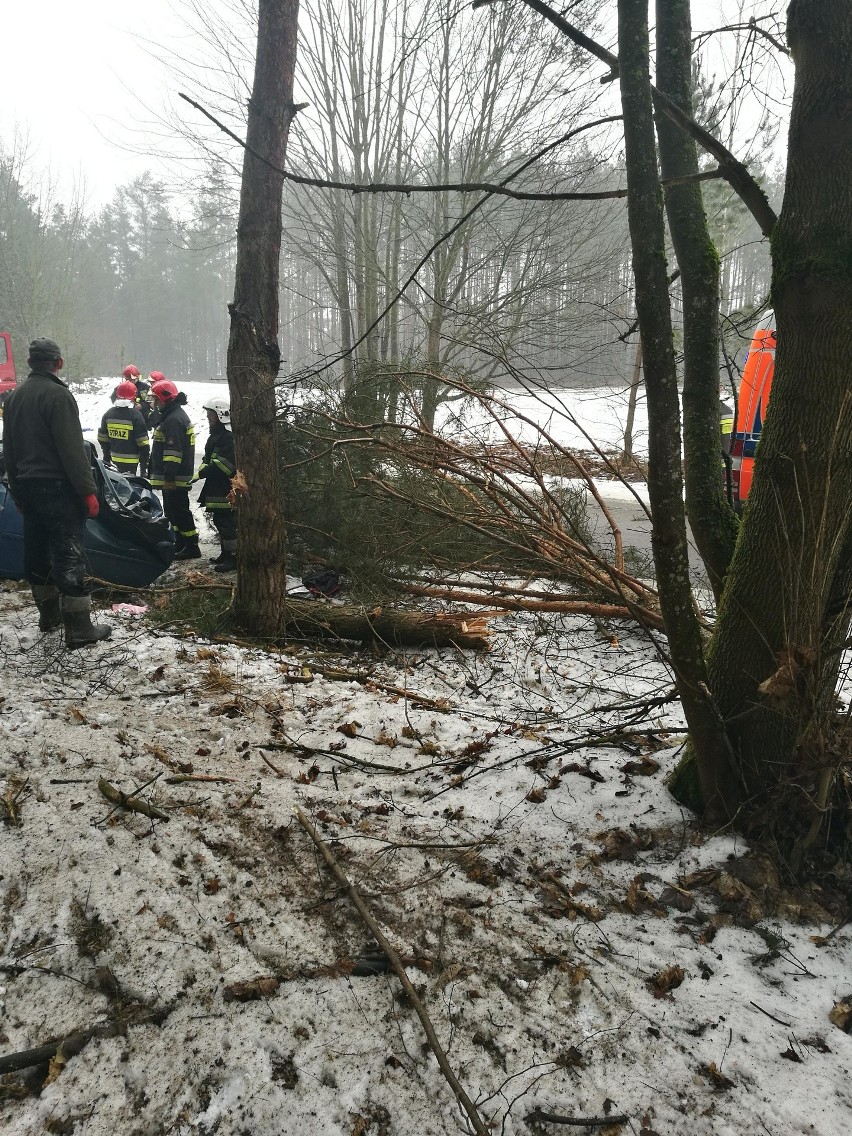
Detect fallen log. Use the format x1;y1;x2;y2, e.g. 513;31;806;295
277;599;495;650
399;584;665;631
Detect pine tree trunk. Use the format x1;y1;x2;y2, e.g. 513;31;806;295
655;0;738;600
227;0;300;634
618;0;737;818
703;0;852;806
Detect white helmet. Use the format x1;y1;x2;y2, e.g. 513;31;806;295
203;395;231;427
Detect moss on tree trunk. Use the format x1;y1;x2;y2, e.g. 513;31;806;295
655;0;738;600
618;0;738;819
690;0;852;822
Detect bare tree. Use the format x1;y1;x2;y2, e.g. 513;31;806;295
227;0;301;633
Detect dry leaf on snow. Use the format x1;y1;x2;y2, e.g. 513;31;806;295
223;976;280;1002
620;756;660;776
829;998;852;1033
648;964;685;998
700;1061;734;1090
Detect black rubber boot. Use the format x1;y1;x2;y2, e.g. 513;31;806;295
61;595;112;650
213;541;237;573
213;552;237;573
32;584;62;632
174;539;202;561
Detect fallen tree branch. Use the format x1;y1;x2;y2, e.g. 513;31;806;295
0;1007;170;1076
164;774;238;785
295;808;490;1136
0;1026;111;1076
276;599;496;650
98;778;170;822
399;583;664;630
311;666;453;708
525;1109;629;1128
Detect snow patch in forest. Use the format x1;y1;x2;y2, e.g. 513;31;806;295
0;579;850;1136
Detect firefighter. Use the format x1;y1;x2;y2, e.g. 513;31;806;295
98;381;150;476
2;337;111;647
197;395;237;572
148;378;200;560
111;364;154;427
144;370;166;429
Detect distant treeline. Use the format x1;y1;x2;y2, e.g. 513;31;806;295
0;141;777;389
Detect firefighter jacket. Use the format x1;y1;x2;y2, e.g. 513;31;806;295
197;421;236;510
149;394;195;489
2;370;96;499
98;405;150;474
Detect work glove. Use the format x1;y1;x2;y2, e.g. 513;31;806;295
163;481;177;492
83;494;100;519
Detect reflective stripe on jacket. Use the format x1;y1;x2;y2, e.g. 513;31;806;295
98;406;150;467
198;423;236;510
149;398;195;487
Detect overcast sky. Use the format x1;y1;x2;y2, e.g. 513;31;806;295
2;0;197;207
2;1;786;210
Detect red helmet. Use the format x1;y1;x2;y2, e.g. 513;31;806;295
149;370;166;383
116;380;139;400
150;379;179;404
122;364;140;379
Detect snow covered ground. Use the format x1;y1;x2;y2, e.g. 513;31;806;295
0;572;850;1135
0;377;848;1135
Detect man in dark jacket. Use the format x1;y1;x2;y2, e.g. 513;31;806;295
2;338;111;647
98;380;150;476
197;395;237;572
148;378;200;560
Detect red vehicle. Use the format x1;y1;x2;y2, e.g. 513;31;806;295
729;328;775;511
0;332;16;396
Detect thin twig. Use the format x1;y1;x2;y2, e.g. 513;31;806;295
98;778;169;822
259;750;286;777
748;1001;792;1028
164;774;238;785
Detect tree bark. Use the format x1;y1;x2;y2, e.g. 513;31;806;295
703;0;852;808
655;0;738;600
618;0;737;818
227;0;301;634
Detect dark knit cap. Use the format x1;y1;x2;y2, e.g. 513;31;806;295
28;337;62;361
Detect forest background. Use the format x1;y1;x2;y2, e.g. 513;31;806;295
0;0;784;390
